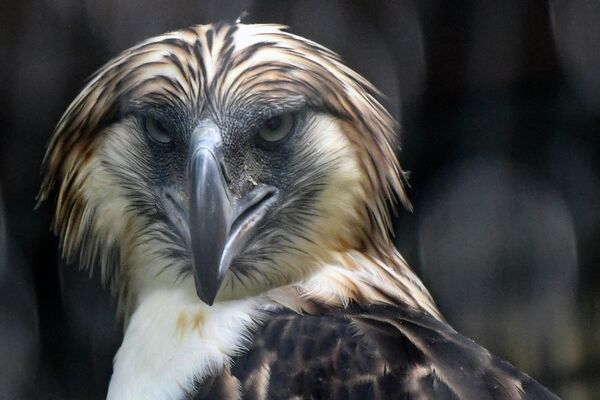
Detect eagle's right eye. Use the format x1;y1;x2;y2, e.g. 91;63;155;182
144;117;172;145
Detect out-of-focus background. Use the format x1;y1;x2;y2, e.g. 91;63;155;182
0;0;598;398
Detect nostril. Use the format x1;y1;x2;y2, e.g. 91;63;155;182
219;160;232;186
229;185;278;237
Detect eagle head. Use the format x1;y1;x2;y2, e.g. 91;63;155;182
38;23;407;311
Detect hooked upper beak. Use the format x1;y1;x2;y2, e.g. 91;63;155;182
187;122;277;305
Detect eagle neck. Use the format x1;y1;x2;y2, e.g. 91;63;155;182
271;246;442;320
107;286;266;400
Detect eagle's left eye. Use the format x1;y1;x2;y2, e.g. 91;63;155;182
256;113;295;145
144;117;172;145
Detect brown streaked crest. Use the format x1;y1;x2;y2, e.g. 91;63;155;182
38;23;409;282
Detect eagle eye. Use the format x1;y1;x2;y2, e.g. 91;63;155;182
144;117;172;145
256;113;295;146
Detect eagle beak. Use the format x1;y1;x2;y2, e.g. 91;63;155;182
189;123;276;305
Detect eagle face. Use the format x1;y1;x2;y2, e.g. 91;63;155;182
97;98;363;305
39;23;405;310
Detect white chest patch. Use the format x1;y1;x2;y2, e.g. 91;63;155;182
107;288;266;400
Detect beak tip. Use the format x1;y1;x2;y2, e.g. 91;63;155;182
197;288;217;306
201;298;215;306
192;268;220;306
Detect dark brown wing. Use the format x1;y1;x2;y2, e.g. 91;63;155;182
195;306;559;400
350;304;560;400
233;310;420;400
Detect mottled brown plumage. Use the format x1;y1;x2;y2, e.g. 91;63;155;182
39;22;559;399
195;306;558;400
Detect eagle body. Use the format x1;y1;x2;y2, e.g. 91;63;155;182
39;23;559;399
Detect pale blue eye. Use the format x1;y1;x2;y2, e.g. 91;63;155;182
257;114;294;143
145;117;172;144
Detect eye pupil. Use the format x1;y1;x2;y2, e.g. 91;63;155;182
256;113;295;146
265;116;282;131
154;119;166;132
144;117;172;145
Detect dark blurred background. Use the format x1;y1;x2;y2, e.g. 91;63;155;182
1;0;599;399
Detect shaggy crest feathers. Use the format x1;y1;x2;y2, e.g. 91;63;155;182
38;23;410;292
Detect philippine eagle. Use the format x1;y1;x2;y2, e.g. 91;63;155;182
38;23;559;400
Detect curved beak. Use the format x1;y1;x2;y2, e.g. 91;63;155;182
188;123;276;305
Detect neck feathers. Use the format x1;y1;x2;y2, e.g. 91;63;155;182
107;287;265;400
269;244;442;320
108;244;438;399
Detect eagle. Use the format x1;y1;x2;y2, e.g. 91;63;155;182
38;23;559;400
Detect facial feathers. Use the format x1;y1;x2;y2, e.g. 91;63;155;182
38;23;414;314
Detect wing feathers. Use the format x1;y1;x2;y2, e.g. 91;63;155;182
194;307;558;400
352;304;559;400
